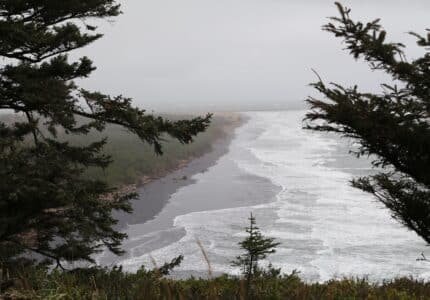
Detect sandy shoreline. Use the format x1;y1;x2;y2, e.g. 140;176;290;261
96;111;429;281
112;113;247;229
98;112;281;268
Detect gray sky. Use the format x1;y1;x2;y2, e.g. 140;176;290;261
75;0;430;113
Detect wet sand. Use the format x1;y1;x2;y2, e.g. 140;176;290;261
98;114;281;267
112;125;239;228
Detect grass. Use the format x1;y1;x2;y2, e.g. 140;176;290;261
2;265;430;299
70;114;238;187
1;113;239;187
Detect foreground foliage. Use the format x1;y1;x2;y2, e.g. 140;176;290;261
0;0;210;267
232;213;280;296
1;265;430;300
305;3;430;244
2;216;427;299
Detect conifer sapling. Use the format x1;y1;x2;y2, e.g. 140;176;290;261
231;213;280;287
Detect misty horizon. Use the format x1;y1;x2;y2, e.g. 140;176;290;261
70;0;430;113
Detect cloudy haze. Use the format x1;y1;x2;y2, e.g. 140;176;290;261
75;0;430;113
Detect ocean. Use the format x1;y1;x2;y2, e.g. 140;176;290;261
98;110;429;282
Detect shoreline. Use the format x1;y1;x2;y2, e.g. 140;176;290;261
98;112;282;268
112;113;248;229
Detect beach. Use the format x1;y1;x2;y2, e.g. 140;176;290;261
98;110;429;282
111;114;251;229
97;112;273;268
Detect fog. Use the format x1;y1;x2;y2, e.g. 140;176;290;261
74;0;430;113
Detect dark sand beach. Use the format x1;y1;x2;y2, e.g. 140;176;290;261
113;122;240;228
98;114;281;267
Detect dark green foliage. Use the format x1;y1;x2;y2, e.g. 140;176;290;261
76;114;234;186
0;0;211;267
305;3;430;244
158;255;184;276
2;265;430;299
231;213;280;295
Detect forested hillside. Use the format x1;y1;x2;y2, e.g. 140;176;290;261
0;113;240;186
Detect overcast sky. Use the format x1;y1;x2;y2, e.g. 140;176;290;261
75;0;430;113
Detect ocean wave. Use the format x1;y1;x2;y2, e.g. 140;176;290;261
115;111;429;282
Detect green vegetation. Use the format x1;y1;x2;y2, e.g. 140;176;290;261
77;114;238;186
4;265;430;300
231;213;281;296
1;0;429;298
3;214;430;300
0;0;210;267
0;113;235;187
305;3;430;244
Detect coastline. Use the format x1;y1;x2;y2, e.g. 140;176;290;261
112;112;247;229
98;112;282;268
106;110;428;281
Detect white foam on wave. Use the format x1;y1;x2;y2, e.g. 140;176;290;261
118;111;429;282
232;111;429;281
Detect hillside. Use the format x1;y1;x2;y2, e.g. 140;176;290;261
1;113;241;187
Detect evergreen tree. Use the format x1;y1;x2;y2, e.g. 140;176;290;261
232;213;280;290
0;0;211;268
305;3;430;244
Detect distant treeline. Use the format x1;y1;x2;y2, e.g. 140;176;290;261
80;114;239;186
0;113;239;187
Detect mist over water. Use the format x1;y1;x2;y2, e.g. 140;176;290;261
79;1;430;113
107;111;428;282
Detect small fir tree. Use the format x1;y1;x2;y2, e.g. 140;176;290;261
232;213;280;290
